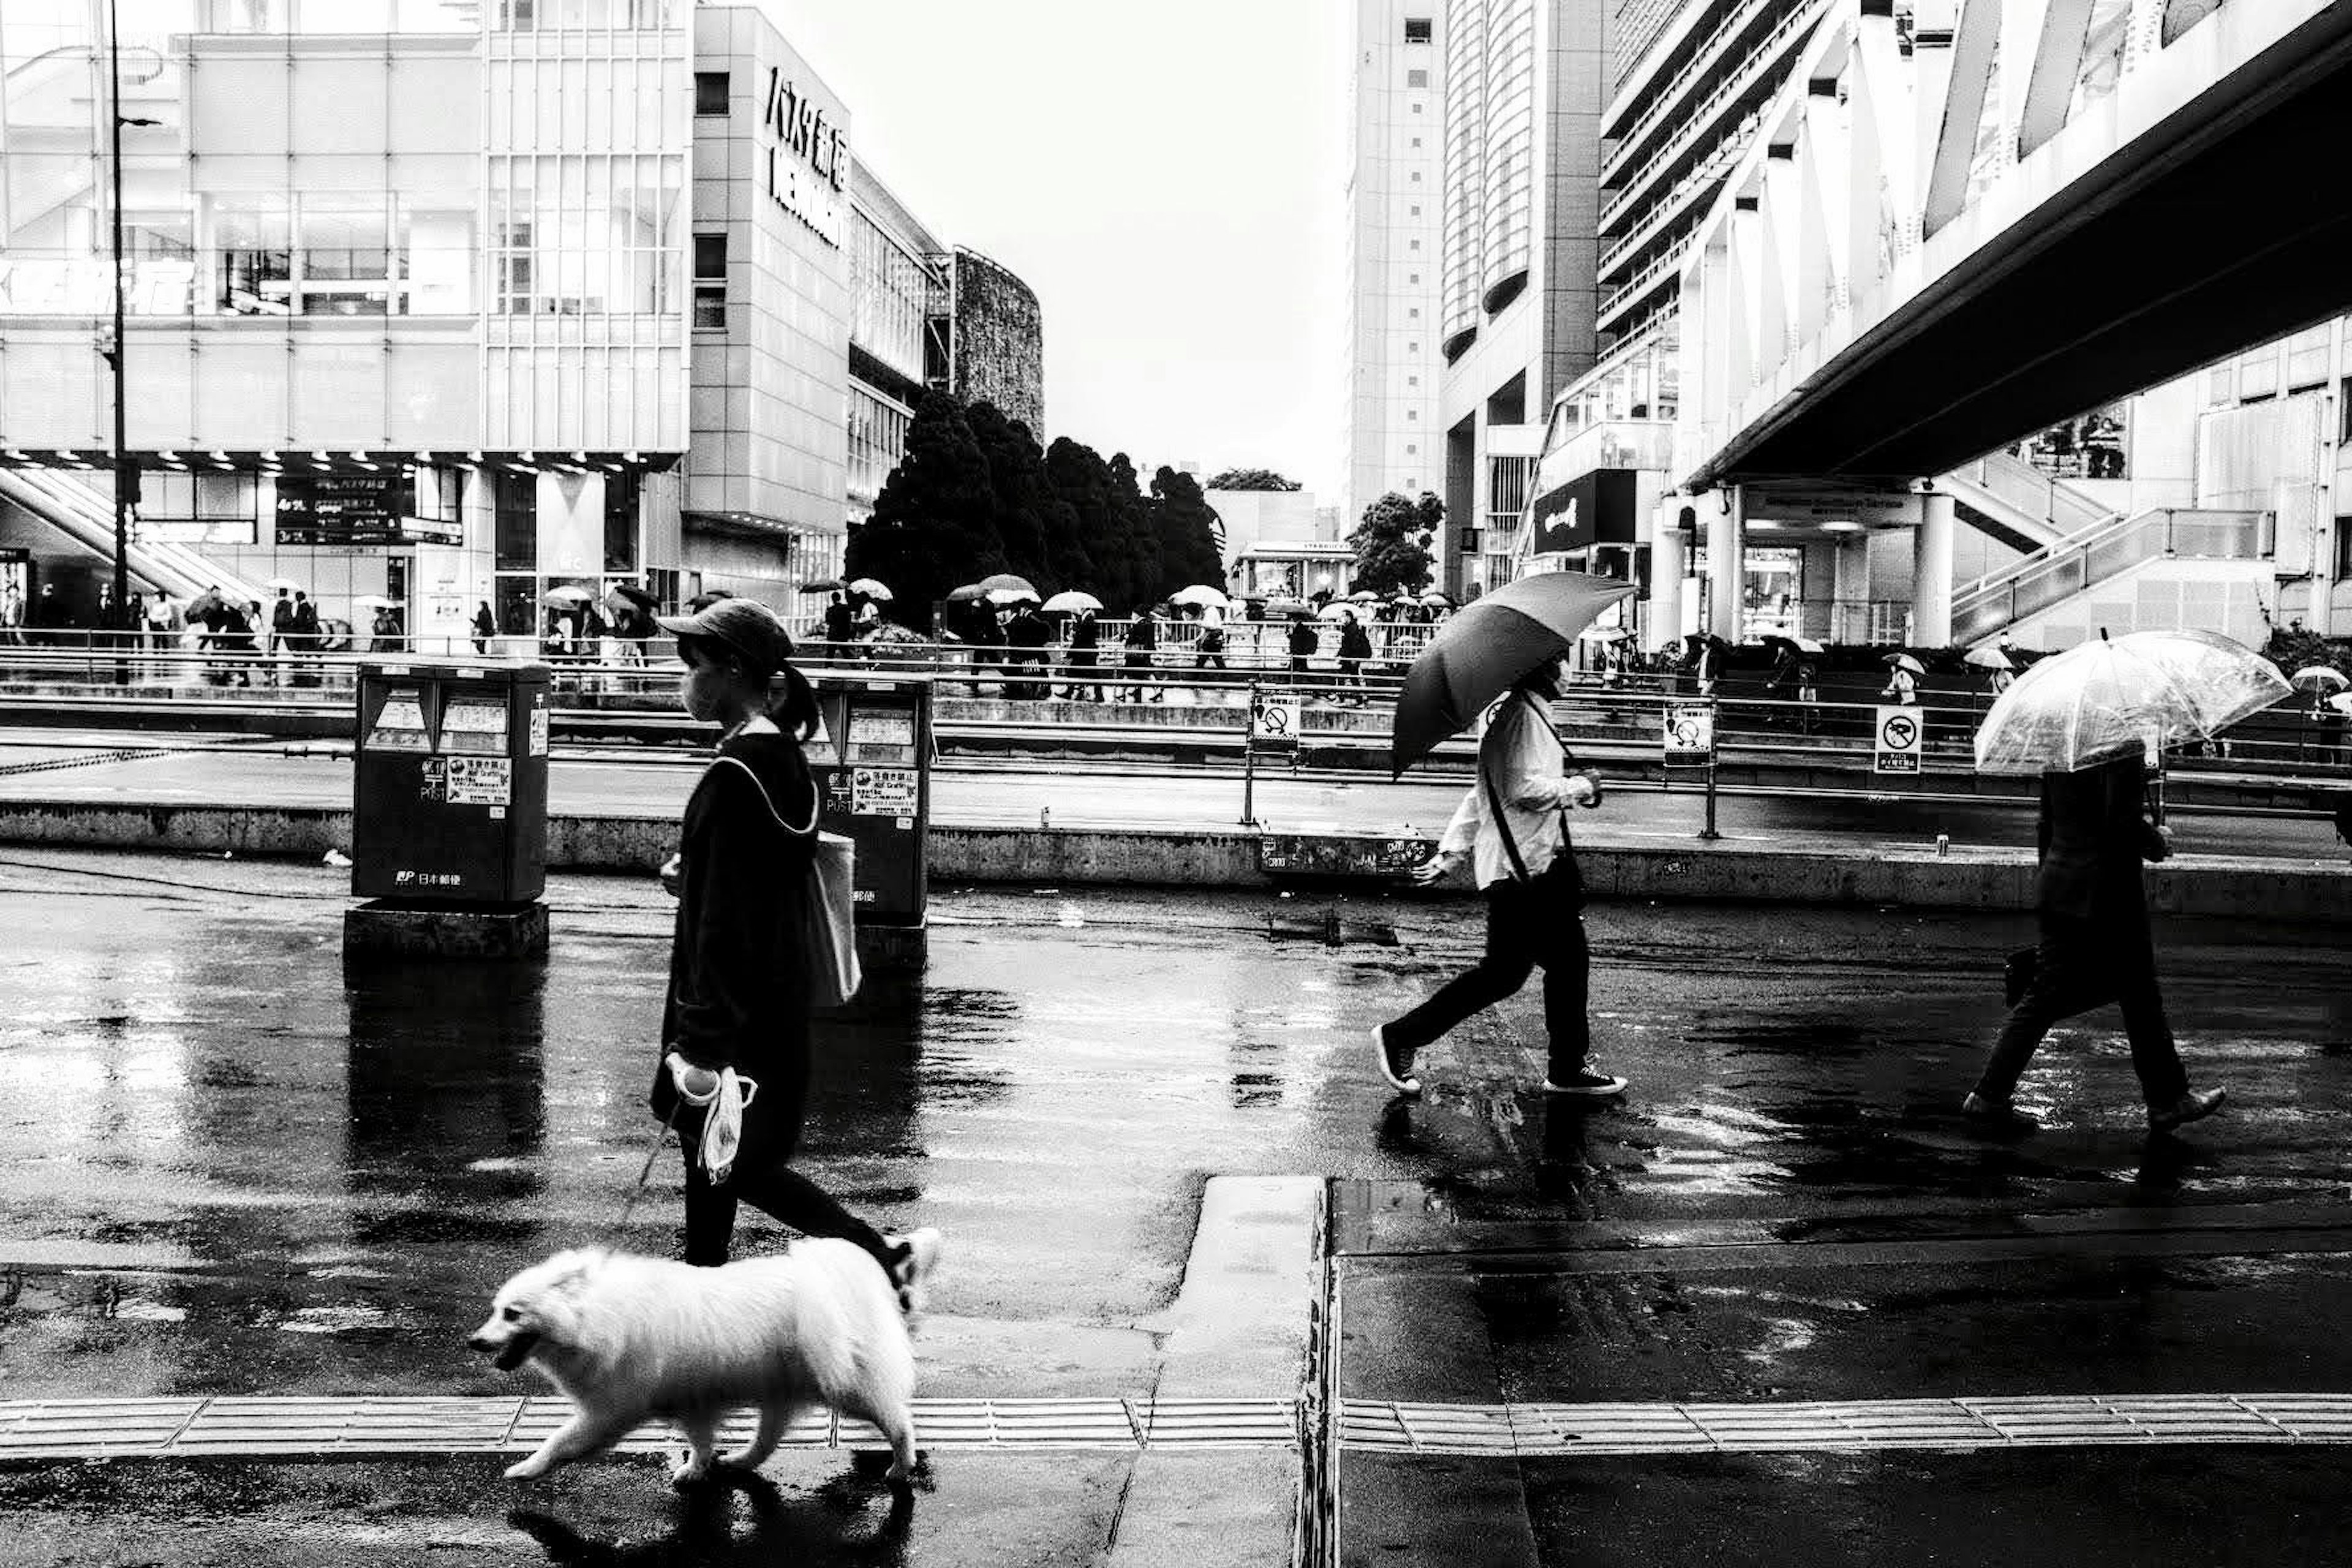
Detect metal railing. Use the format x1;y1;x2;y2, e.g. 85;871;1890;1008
1947;451;2114;560
1950;507;2273;645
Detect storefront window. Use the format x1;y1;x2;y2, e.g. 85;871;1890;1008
493;471;537;572
1741;546;1803;639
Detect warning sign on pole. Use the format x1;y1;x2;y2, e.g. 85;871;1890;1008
1874;706;1924;774
1250;690;1302;748
1663;705;1714;764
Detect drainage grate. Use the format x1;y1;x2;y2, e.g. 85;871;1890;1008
0;1396;1300;1461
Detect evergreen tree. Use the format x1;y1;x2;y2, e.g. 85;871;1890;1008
965;401;1054;590
1349;490;1439;597
1150;466;1229;594
1203;467;1301;492
1106;453;1155;611
1046;438;1128;609
845;390;1001;628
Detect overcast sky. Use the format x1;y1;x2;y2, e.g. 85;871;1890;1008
777;0;1351;497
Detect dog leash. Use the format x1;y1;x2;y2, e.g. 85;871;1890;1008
613;1100;682;1239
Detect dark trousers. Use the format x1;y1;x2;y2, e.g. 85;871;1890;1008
1974;909;2188;1107
1387;860;1591;1080
677;1093;892;1270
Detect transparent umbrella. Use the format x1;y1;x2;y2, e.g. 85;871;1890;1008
1973;629;2290;775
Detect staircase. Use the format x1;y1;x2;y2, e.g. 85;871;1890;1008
1951;505;2274;646
1942;450;2112;554
0;468;269;608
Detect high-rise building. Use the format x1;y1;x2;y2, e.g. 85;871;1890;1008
1341;1;1444;540
1435;0;1609;600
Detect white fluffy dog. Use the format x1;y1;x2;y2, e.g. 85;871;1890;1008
470;1232;941;1490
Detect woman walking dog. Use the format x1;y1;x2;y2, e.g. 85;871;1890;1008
652;597;929;1306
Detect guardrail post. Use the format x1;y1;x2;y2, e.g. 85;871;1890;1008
1699;696;1721;841
1239;679;1262;829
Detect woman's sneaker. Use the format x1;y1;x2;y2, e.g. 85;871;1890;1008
1541;1069;1627;1098
2148;1087;2227;1133
1371;1024;1421;1097
882;1227;944;1317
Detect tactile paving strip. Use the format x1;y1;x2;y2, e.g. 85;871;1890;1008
9;1393;2351;1463
1337;1393;2352;1457
0;1396;1298;1460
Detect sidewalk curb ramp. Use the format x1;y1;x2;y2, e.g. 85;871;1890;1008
0;796;2346;916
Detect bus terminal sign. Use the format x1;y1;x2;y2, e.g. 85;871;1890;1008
764;70;847;247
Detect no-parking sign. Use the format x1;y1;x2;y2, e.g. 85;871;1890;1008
1874;706;1923;774
1250;690;1302;748
1664;705;1714;763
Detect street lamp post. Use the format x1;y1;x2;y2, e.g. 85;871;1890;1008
104;0;160;635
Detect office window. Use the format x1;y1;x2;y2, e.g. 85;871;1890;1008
1408;307;1419;318
1404;17;1431;42
1410;137;1422;148
605;470;641;572
1411;100;1423;113
1408;273;1419;284
1406;443;1418;455
692;233;726;330
2342;379;2352;441
694;72;729;116
1409;238;1421;251
1407;68;1429;87
1407;375;1419;386
1406;409;1417;421
1409;205;1421;217
2337;516;2352;581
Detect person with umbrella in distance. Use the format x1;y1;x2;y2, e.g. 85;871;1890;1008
1373;573;1638;1101
1965;630;2284;1133
1881;650;1924;705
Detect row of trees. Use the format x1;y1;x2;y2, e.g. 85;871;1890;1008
846;393;1227;627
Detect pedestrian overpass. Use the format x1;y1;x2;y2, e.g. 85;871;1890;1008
1670;0;2352;642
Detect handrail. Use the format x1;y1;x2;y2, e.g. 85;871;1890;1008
1951;507;2273;643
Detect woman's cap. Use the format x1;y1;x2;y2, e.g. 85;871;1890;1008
656;597;795;674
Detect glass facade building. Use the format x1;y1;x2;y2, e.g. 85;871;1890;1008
0;1;1039;639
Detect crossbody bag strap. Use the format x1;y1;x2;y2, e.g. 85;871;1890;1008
709;753;820;837
1479;703;1537;884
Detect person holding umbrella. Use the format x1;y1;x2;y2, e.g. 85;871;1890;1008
1374;573;1638;1100
1881;650;1924;705
1964;630;2282;1132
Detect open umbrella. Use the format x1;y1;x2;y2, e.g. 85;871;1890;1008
2290;664;2348;694
352;594;402;611
1762;633;1825;655
266;576;302;593
974;573;1036;600
1973;629;2291;775
1964;645;2016;670
685;589;736;612
943;584;990;604
1169;584;1229;611
846;578;893;602
1882;650;1926;676
2330;692;2352;715
1347;589;1383;605
1579;625;1634;644
1419;591;1455;608
799;578;846;594
540;584;595;608
1391;572;1638;775
1043;590;1104;614
605;584;659;611
1317;601;1356;622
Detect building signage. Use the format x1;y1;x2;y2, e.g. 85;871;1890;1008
275;473;456;546
764;69;847;247
1529;470;1638;556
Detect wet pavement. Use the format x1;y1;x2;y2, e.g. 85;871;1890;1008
2;845;2351;1562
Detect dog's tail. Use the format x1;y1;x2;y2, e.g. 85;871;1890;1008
883;1227;943;1317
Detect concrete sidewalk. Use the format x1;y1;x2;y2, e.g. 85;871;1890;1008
0;737;2343;914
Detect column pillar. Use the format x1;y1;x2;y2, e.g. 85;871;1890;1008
1708;485;1744;641
1912;487;1955;645
1650;520;1689;647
